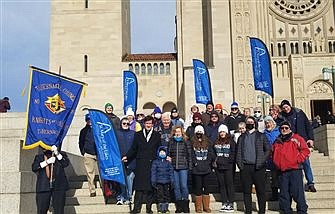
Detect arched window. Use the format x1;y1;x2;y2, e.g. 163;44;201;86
270;43;274;56
308;42;312;53
143;102;156;110
147;63;152;75
85;0;89;8
282;43;286;56
129;63;133;71
166;63;170;75
141;63;146;75
153;63;158;75
290;43;294;54
295;42;299;54
333;42;335;53
135;63;139;74
160;63;164;74
303;42;307;54
278;43;282;56
84;55;88;72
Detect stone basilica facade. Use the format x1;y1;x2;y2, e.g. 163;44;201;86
49;0;335;120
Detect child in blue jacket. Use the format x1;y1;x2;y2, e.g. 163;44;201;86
151;146;174;213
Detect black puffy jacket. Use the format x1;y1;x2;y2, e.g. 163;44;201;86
168;138;193;170
191;136;215;175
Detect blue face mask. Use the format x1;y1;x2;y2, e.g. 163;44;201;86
159;151;167;159
174;136;183;142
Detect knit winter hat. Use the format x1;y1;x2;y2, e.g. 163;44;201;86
194;125;205;134
264;115;275;123
279;121;291;129
280;100;291;108
193;112;202;120
153;106;162;114
218;124;229;133
206;101;214;107
126;107;134;116
215;103;223;110
171;107;178;113
105;103;113;109
231;101;239;108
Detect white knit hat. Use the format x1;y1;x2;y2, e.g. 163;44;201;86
218;124;229;133
126;107;134;116
194;125;205;134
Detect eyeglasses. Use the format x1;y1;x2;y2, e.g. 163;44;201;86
280;126;290;130
122;123;130;125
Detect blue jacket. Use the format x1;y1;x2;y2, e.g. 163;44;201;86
151;147;174;184
264;127;280;145
116;128;136;170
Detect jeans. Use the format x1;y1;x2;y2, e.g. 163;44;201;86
173;169;189;200
278;169;308;214
117;170;135;201
303;158;314;185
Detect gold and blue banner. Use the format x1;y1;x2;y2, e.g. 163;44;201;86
23;66;86;150
250;37;274;97
88;109;125;185
192;59;213;104
123;70;138;115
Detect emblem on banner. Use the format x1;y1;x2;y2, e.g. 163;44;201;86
45;93;66;114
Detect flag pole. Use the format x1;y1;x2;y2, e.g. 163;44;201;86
122;162;132;212
49;152;55;189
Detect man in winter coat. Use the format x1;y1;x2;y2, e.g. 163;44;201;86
272;121;310;213
151;146;174;213
201;101;215;126
205;111;223;143
280;99;316;192
116;117;136;205
122;115;161;214
224;101;246;134
236;116;270;214
104;102;120;130
78;114;98;197
32;146;69;214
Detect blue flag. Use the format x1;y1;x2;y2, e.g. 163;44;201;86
123;70;138;115
23;66;86;150
250;37;274;97
88;109;125;185
192;59;213;104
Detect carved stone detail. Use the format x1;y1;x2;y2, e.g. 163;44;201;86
235;13;242;34
308;81;332;94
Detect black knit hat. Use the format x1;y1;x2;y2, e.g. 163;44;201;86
171;107;178;113
279;121;291;128
206;101;214;107
280;99;291;108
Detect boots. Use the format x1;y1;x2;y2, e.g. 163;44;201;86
195;195;203;213
202;195;211;213
182;199;190;213
175;200;183;213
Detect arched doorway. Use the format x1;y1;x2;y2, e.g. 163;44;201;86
143;102;157;115
162;101;176;113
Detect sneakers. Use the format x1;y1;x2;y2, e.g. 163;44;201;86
220;203;234;213
116;200;124;205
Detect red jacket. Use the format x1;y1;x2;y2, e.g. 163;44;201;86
272;133;310;171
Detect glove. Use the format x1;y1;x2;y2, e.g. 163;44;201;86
46;156;56;164
51;145;59;156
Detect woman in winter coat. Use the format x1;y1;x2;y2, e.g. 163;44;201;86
168;125;193;213
213;124;236;212
191;125;215;213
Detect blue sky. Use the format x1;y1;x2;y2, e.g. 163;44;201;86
0;0;176;112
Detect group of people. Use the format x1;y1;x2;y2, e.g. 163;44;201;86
78;100;318;214
32;99;318;214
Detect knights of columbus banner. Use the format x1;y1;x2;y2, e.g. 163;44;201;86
250;37;274;97
123;70;138;115
88;109;125;185
23;66;86;150
192;59;213;104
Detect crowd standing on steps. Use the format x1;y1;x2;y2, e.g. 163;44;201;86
37;98;329;214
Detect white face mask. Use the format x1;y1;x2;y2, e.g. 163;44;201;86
255;112;261;118
154;113;162;119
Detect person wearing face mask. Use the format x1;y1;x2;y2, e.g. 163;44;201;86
253;106;265;133
186;112;203;139
191;125;215;213
224;101;246;134
155;112;173;147
32;146;69;214
168;125;193;213
122;116;161;214
272;121;310;214
151;146;174;213
152;106;163;129
236;116;270;214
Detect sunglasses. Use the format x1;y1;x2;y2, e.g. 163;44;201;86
231;108;238;110
122;123;130;125
254;111;261;113
280;126;290;130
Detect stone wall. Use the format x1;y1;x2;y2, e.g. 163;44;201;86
314;124;335;160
